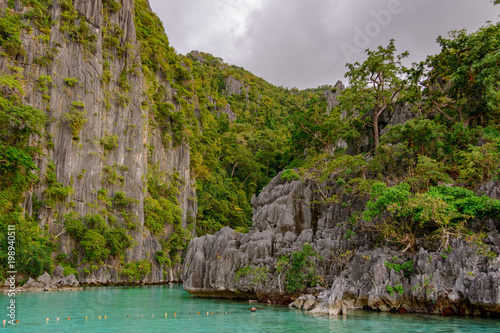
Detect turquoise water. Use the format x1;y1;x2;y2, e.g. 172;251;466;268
0;285;498;332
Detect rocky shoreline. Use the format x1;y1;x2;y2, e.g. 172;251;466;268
1;265;81;293
1;264;183;293
182;175;500;318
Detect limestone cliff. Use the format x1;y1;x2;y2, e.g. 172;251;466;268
0;0;196;284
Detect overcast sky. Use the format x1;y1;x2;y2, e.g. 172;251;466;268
148;0;499;89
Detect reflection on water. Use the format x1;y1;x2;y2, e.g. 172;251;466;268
0;285;498;332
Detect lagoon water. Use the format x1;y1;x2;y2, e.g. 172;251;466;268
1;285;498;332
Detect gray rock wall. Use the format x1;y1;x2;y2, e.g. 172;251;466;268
183;174;370;299
1;0;196;284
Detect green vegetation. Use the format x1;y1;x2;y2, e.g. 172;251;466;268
64;77;79;87
100;134;119;152
43;162;74;208
63;101;87;140
122;260;152;281
64;212;133;266
281;169;301;181
0;8;26;57
386;284;404;296
36;75;53;93
102;0;122;13
279;243;323;293
365;183;500;251
0;71;53;279
113;191;139;229
384;259;414;277
60;0;97;54
235;265;270;290
102;163;127;186
339;39;415;148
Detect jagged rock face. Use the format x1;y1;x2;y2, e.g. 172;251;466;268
324;80;345;113
294;240;500;316
182;174;370;299
183;175;500;316
206;83;238;123
0;0;196;284
478;181;500;200
225;76;244;96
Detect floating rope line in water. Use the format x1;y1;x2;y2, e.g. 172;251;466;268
42;311;237;323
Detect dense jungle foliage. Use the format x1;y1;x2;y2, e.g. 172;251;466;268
0;0;498;280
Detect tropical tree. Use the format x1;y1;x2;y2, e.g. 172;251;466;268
420;22;500;127
339;40;413;148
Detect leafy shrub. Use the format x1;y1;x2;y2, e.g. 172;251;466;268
122;260;151;281
0;9;26;57
281;169;300;181
63;77;79;87
83;214;107;232
103;0;122;12
384;259;414;277
155;250;171;267
43;163;73;208
387;284;404;296
104;228;132;257
80;229;110;263
36;75;52;93
63;102;87;140
365;183;500;251
234;265;270;288
62;265;79;279
281;243;323;292
100;134;119;152
113;191;138;207
64;212;86;240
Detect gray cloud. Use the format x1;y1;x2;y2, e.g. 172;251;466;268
149;0;499;89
